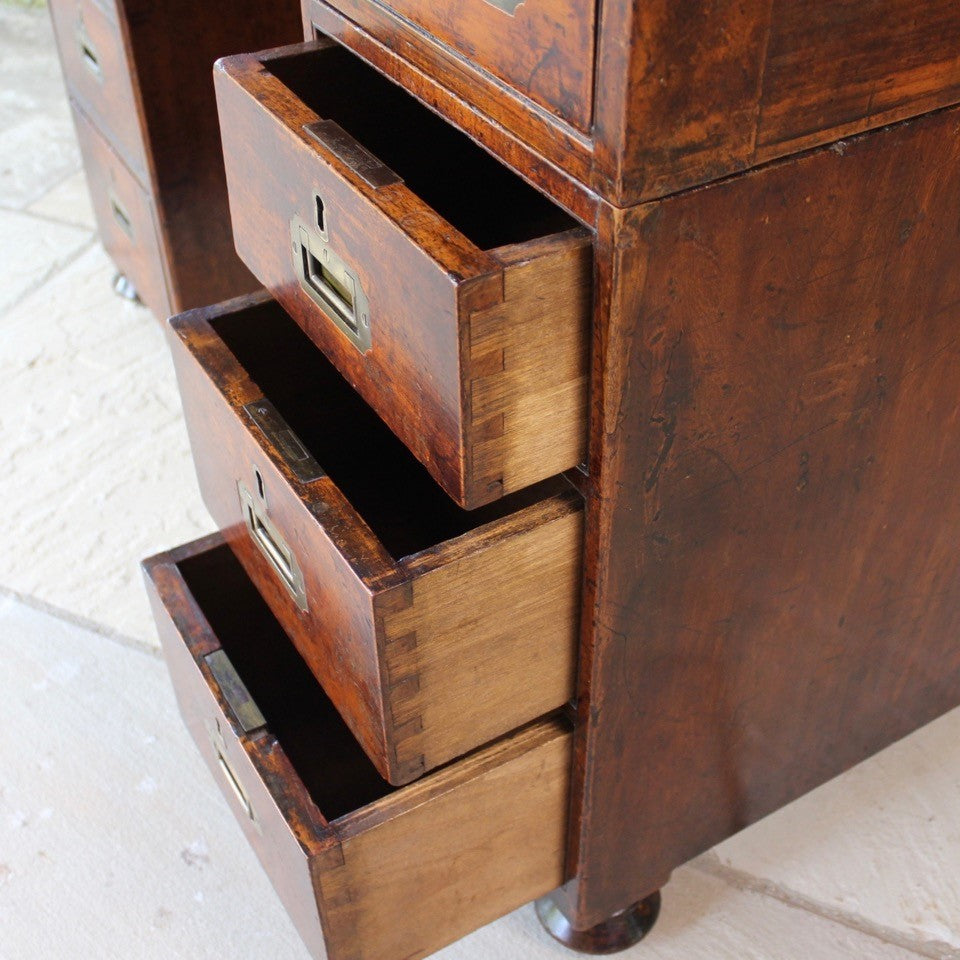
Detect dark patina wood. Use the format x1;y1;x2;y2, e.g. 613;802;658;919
568;103;960;927
360;0;596;132
143;534;573;960
138;3;960;954
51;0;301;316
305;0;960;206
71;102;172;318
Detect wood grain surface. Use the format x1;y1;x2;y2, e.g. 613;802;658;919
371;0;596;131
51;0;150;181
569;104;960;925
306;0;960;205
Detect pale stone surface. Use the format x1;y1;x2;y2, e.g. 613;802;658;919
0;207;91;312
0;5;80;208
0;596;312;960
0;596;928;960
438;868;926;960
714;708;960;954
0;244;214;645
27;168;97;229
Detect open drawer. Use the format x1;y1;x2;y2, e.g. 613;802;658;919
169;293;583;785
214;38;592;509
144;535;572;960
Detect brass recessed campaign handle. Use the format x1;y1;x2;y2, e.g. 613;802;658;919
76;14;102;80
109;191;133;238
204;649;266;735
217;749;255;821
291;214;371;353
203;650;264;821
238;480;308;611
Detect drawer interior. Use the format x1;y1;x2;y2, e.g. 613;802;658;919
214;302;571;558
265;44;577;250
178;541;394;820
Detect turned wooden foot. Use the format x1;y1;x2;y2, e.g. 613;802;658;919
535;891;661;954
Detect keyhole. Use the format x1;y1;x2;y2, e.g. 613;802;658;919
255;468;265;501
315;195;325;233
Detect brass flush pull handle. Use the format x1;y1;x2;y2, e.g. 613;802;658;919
482;0;525;12
290;214;372;353
203;656;263;824
243;400;323;484
75;14;102;80
109;191;134;238
216;749;255;821
303;120;401;190
238;480;308;612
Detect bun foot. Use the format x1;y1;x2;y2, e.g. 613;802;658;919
535;891;661;954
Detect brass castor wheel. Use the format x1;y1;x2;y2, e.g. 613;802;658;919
112;272;141;303
535;891;661;954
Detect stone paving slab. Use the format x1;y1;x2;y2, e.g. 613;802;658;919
0;6;80;208
1;244;214;645
0;206;91;312
713;707;960;956
27;169;97;229
0;596;931;960
0;596;312;960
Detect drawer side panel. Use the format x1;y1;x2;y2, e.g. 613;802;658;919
325;724;572;960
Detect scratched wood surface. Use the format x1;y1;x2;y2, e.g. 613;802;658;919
568;104;960;926
373;0;596;131
595;0;960;203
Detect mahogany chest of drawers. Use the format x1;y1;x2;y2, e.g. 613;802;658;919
144;2;960;958
49;0;301;317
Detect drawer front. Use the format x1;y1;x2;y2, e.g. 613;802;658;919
73;103;171;318
51;0;150;183
143;535;572;960
337;0;597;133
169;294;582;785
215;40;591;509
